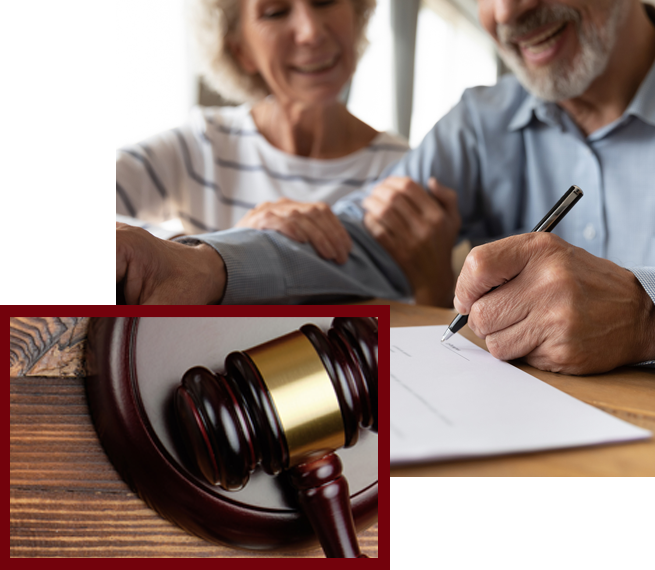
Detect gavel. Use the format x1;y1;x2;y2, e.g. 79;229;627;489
174;317;378;558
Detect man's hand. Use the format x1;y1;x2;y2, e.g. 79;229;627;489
116;222;226;304
235;198;352;264
363;176;461;307
454;232;655;374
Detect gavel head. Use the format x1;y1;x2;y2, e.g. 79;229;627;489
174;317;377;491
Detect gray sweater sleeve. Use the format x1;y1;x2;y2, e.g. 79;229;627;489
176;202;412;304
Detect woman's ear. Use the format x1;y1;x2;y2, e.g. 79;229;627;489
228;36;258;75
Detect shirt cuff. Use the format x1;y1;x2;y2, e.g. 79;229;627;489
629;267;655;368
176;228;288;304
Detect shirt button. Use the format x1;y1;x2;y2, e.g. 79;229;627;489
583;223;596;241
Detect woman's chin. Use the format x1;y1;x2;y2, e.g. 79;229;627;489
279;86;346;108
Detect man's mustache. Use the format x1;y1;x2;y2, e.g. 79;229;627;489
497;4;580;45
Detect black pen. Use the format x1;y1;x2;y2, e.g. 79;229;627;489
441;185;584;343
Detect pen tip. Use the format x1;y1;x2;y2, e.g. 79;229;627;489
441;330;452;343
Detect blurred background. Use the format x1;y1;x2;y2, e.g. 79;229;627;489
114;0;498;150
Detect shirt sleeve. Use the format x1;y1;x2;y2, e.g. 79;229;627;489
629;267;655;368
116;128;187;224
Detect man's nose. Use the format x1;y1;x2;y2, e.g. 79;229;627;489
491;0;540;25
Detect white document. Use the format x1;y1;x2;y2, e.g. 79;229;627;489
390;325;652;464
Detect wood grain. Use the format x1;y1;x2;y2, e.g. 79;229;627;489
9;375;378;557
388;301;655;477
10;318;90;377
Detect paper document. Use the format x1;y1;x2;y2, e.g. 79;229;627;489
390;325;652;464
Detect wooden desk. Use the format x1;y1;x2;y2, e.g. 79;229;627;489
10;318;378;557
388;301;655;477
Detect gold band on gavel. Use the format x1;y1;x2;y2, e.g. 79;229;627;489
245;330;345;466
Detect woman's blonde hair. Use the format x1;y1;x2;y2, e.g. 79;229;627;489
189;0;377;103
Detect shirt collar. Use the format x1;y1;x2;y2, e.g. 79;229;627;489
508;4;655;133
616;3;655;127
508;92;555;132
624;54;655;128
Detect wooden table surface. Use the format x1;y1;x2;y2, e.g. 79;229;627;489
9;317;378;558
388;301;655;477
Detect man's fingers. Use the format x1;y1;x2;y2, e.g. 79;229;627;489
116;251;127;283
369;177;455;232
428;178;459;218
371;177;434;214
454;233;551;314
466;271;535;337
116;226;129;282
122;265;146;305
363;211;398;254
483;313;543;361
363;193;412;236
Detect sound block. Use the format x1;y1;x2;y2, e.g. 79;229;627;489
85;317;378;552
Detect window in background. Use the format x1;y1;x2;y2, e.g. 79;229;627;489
347;0;396;139
411;1;497;147
114;0;193;149
348;0;497;148
113;0;497;151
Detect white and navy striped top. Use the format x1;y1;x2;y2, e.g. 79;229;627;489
116;104;409;235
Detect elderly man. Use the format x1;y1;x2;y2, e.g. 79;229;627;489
117;0;655;375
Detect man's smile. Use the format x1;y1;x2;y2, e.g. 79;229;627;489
516;21;569;55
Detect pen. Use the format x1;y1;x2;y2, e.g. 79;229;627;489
441;185;584;343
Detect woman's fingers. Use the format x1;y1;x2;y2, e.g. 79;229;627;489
237;199;352;263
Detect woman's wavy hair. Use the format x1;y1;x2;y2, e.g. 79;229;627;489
189;0;377;103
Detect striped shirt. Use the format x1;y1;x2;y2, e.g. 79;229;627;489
116;104;409;234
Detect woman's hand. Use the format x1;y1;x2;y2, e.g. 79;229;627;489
363;177;461;307
116;223;226;304
236;198;352;264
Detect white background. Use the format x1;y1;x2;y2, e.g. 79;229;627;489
392;477;654;569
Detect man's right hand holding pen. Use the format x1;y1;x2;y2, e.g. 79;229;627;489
452;232;655;375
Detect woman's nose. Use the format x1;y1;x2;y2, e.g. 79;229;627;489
291;4;327;45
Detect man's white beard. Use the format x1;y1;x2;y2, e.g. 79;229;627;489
496;3;629;102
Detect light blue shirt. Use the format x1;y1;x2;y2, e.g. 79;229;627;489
181;57;655;365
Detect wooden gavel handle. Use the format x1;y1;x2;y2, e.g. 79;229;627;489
289;453;368;558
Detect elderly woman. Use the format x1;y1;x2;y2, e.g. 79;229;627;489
116;0;408;263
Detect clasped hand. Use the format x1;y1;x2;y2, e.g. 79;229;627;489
363;176;461;306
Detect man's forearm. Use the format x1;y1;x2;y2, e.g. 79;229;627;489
176;217;413;305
